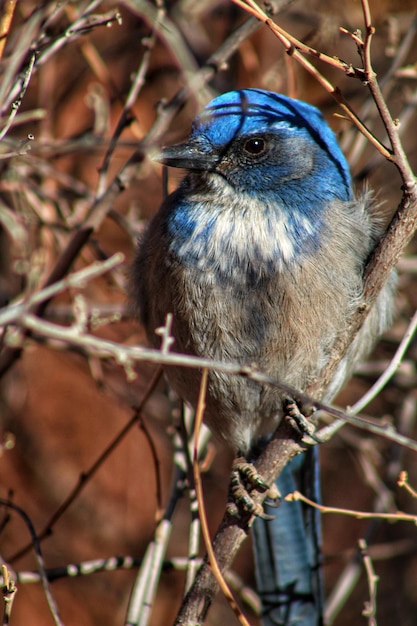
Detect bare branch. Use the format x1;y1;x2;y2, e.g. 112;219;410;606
358;538;379;626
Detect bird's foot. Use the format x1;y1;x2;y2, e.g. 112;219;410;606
284;399;323;444
226;456;280;520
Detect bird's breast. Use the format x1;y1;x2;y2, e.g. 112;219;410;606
167;189;322;286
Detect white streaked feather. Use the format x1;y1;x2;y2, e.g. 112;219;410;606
174;177;310;275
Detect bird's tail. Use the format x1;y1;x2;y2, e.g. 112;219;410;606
252;447;323;626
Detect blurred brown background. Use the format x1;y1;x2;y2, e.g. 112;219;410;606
0;1;417;624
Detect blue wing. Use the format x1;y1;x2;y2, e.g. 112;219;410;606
252;448;323;626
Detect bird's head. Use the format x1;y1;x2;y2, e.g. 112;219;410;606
156;89;352;205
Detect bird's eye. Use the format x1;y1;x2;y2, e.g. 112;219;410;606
243;137;267;156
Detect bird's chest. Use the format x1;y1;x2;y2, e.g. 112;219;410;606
168;195;301;287
170;206;278;326
165;194;339;370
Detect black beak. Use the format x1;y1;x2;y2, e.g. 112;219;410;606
153;138;219;171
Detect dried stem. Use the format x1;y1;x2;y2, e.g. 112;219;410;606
231;0;392;159
286;490;417;524
1;563;17;626
193;369;251;626
397;471;417;499
0;501;63;626
0;0;17;61
358;538;379;626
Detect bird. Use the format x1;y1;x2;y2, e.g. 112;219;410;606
130;89;395;625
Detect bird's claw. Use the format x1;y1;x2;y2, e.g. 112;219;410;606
227;457;280;520
284;399;323;444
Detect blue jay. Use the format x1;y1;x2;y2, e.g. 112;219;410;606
131;89;395;625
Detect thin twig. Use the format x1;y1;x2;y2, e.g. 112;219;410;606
125;398;204;626
351;309;417;414
285;490;417;524
3;553;260;615
231;0;392;159
95;1;165;198
0;253;124;327
37;8;122;67
0;52;36;142
359;0;415;190
397;471;417;499
0;501;63;626
235;0;363;75
324;392;417;624
125;517;173;626
176;404;202;595
0;8;43;112
358;538;379;626
340;13;417;165
316;308;417;443
0;0;18;61
193;369;251;626
1;563;17;626
2;555;199;585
